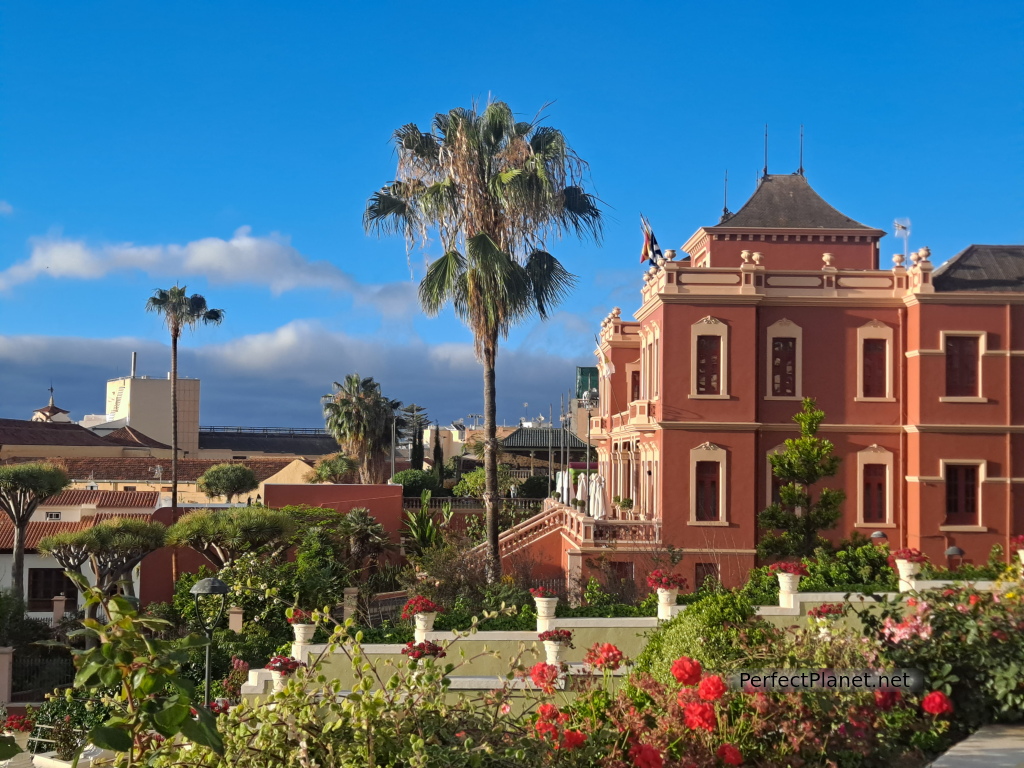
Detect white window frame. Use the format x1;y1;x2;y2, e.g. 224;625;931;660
45;511;62;522
856;321;895;402
939;459;987;531
689;442;728;525
938;331;988;403
855;445;894;527
690;317;729;399
765;319;802;401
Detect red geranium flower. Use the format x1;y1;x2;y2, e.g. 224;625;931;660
922;690;954;716
535;720;559;740
698;674;728;701
559;730;587;750
671;656;702;685
538;703;559;720
629;743;664;768
717;744;744;766
584;642;625;671
874;689;902;710
529;662;560;693
682;701;717;732
401;595;443;620
969;594;981;606
768;561;808;576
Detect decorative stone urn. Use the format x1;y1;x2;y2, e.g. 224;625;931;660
1017;549;1024;567
271;670;288;693
413;612;437;643
5;731;29;750
895;559;921;593
543;640;566;666
292;623;316;645
534;597;558;633
776;573;801;609
656;588;678;621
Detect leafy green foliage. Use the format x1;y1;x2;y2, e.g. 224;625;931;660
390;469;441;497
0;462;71;594
757;398;846;558
30;688;112;755
196;464;259;502
516;474;549;498
451;465;515;498
68;573;223;762
304;453;357;484
742;543;898;604
921;544;1011;581
165;507;295;568
634;591;770;684
322;374;403;485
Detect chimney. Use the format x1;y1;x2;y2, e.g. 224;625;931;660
131;352;137;378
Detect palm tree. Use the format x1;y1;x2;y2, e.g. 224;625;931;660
322;374;402;484
146;286;225;509
305;453;358;484
365;101;602;580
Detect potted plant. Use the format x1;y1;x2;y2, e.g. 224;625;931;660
402;595;443;642
538;629;573;665
529;586;559;622
807;602;846;639
264;656;306;693
890;548;927;591
3;709;34;751
551;491;561;502
618;498;634;518
769;561;808;607
647;570;688;620
287;608;317;645
1012;535;1024;567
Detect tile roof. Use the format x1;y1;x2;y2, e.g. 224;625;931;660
102;427;171;449
932;244;1024;293
40;490;161;508
501;427;590;451
33;404;70;416
198;431;338;456
29;457;306;483
0;419;118;447
0;513;153;551
712;174;877;231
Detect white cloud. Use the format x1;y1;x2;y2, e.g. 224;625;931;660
0;323;587;427
0;227;417;314
0;201;12;216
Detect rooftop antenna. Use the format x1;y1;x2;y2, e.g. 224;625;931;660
723;170;730;216
893;218;912;258
762;124;769;179
797;124;805;176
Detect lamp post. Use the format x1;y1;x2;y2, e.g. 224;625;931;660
944;545;965;570
190;577;229;708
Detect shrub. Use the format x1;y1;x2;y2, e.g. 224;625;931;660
390;469;441;497
742;544;898;604
859;584;1024;733
517;475;549;498
29;689;111;755
635;591;770;684
451;466;514;498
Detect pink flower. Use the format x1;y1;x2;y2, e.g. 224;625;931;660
629;743;664;768
697;675;728;701
671;656;702;685
922;690;954;716
499;702;511;715
717;744;744;765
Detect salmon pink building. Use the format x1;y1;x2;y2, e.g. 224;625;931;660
497;173;1024;590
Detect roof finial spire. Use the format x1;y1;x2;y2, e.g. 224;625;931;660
48;381;54;406
762;124;769;179
798;124;805;176
719;170;732;223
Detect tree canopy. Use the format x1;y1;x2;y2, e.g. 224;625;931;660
322;374;402;484
165;507;295;568
196;463;259;502
0;462;70;596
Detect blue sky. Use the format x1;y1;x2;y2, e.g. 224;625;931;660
1;1;1021;428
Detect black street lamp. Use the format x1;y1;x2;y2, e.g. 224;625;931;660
190;577;229;708
944;545;965;569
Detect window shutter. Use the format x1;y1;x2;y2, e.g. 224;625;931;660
862;339;887;398
695;461;719;521
697;336;721;395
771;337;797;396
862;464;886;522
946;465;978;524
945;337;979;397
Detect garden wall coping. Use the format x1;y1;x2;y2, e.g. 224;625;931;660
927;724;1024;767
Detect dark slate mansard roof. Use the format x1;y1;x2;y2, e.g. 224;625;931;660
932;245;1024;293
198;428;339;456
501;427;590;451
714;174;877;230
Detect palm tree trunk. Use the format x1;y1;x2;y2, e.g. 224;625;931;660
482;336;500;583
171;330;179;511
11;522;26;600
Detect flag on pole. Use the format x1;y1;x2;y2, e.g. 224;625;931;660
640;215;664;263
595;335;615;378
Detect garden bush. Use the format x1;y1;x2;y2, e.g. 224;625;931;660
29;688;112;754
859;582;1024;734
742;543;898;604
634;590;771;684
517;474;550;498
390;469;441;497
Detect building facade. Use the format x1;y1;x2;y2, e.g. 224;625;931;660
496;173;1024;589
